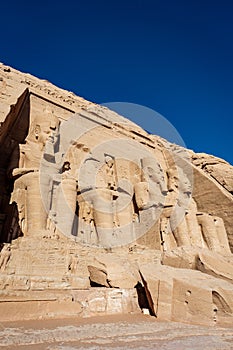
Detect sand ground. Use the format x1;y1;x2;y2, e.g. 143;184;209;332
0;314;232;350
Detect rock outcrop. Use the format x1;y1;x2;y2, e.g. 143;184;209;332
0;63;233;326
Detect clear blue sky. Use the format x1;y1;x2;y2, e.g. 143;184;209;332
1;0;233;164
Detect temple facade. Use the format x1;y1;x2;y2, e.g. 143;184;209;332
0;63;233;326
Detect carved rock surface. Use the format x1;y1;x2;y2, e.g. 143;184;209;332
192;153;233;193
0;63;233;327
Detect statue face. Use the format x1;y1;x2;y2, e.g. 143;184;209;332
143;166;159;183
63;162;71;172
107;160;114;169
34;125;41;140
30;110;60;145
105;155;114;164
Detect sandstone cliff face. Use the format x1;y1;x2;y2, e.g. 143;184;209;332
0;63;233;326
